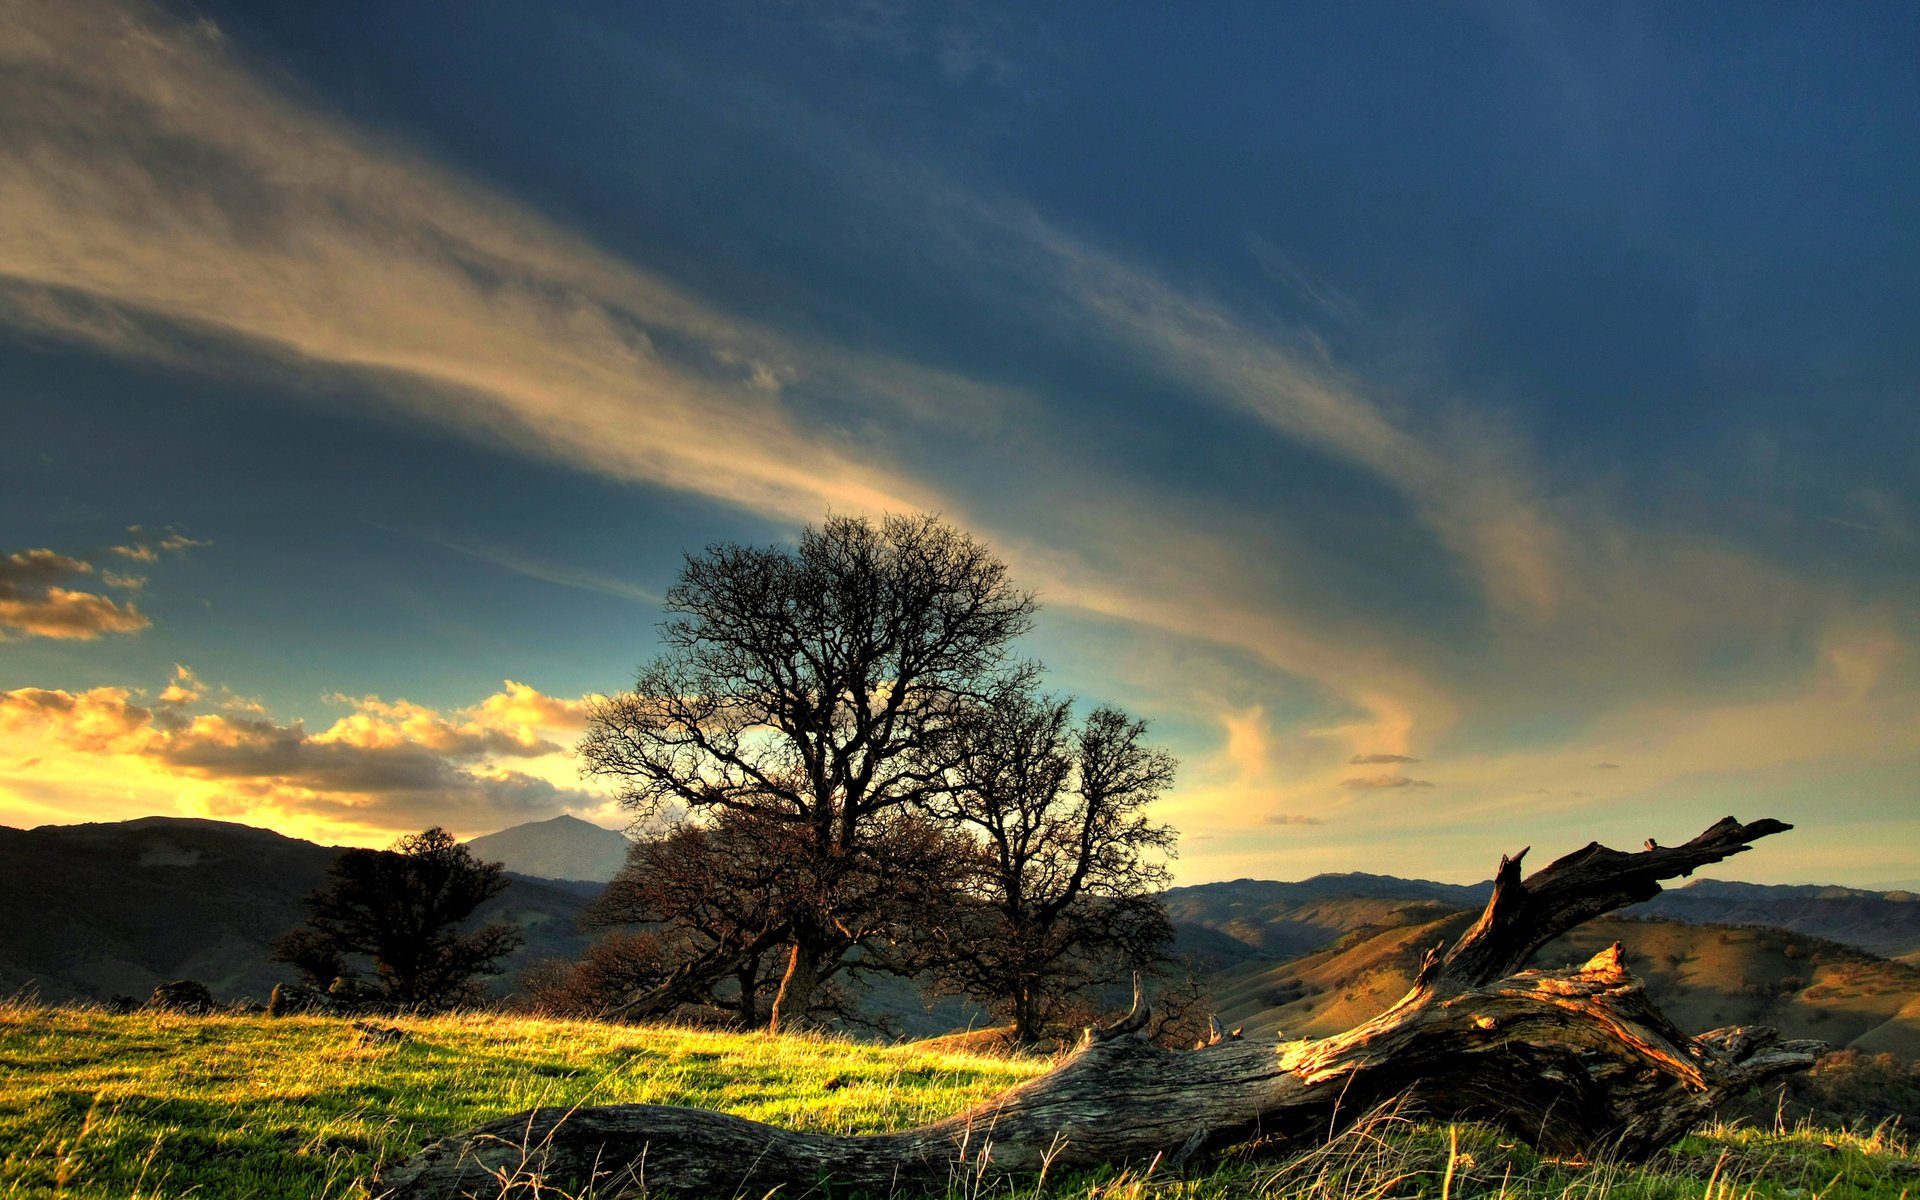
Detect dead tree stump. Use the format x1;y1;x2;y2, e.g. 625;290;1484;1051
375;816;1823;1198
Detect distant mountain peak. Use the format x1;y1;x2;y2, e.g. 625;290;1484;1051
466;815;630;883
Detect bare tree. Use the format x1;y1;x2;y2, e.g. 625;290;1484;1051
928;692;1178;1044
584;811;809;1026
579;513;1037;1030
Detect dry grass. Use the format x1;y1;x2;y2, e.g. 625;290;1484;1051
2;999;1914;1199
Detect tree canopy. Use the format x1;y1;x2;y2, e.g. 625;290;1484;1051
930;691;1178;1042
274;827;519;1011
580;512;1038;1028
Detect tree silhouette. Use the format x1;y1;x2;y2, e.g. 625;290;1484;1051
274;827;519;1010
928;691;1178;1043
580;513;1036;1030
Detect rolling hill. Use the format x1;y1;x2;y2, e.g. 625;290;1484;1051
1629;879;1920;960
1164;872;1920;969
0;817;599;1004
1208;911;1920;1059
1162;873;1491;962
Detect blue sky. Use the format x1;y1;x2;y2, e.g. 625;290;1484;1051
2;0;1915;885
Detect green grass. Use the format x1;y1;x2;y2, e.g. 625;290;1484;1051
2;1002;1914;1199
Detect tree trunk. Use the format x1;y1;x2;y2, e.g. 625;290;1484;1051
1011;981;1040;1046
769;939;821;1034
376;817;1823;1199
734;954;761;1029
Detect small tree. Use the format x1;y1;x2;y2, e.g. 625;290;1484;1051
929;692;1178;1044
580;513;1036;1030
578;811;798;1025
274;827;520;1010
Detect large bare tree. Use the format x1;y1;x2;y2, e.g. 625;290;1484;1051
578;513;1036;1030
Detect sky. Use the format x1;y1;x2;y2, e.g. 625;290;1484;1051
2;0;1916;887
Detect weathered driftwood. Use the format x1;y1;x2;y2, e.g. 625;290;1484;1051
376;817;1823;1198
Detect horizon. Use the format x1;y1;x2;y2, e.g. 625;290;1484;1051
13;810;1920;895
3;2;1917;887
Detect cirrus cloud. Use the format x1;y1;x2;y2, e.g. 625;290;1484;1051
1341;774;1436;790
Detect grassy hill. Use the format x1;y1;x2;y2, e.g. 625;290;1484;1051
4;1000;1916;1199
1211;912;1920;1059
0;817;599;1004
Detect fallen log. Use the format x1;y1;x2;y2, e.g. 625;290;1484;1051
376;816;1824;1198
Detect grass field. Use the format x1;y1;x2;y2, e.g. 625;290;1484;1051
2;1001;1915;1199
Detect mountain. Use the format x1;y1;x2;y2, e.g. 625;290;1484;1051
466;814;631;883
1208;911;1920;1059
1164;873;1493;962
1626;879;1920;959
0;817;597;1004
1165;873;1920;966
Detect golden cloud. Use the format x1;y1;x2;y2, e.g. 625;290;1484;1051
0;548;150;640
0;672;611;844
1340;774;1436;790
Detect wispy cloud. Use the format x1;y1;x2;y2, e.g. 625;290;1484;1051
1341;775;1436;790
0;0;1451;768
0;0;939;525
377;525;662;605
1351;753;1421;765
109;525;207;564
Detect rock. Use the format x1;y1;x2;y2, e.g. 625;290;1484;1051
267;982;331;1017
148;979;215;1014
104;994;140;1014
352;1021;410;1046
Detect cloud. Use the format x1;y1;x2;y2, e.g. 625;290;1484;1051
0;672;609;842
109;525;208;564
0;0;1453;769
100;571;146;590
157;664;202;705
378;525;661;605
0;0;941;526
0;547;150;640
1341;775;1436;790
1263;812;1325;826
913;191;1569;623
1594;762;1621;769
4;0;1910;888
1350;753;1421;765
315;689;568;759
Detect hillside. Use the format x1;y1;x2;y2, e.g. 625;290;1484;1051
1162;873;1491;961
466;813;632;883
1166;872;1920;969
1210;911;1920;1059
1629;879;1920;959
0;817;598;1004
